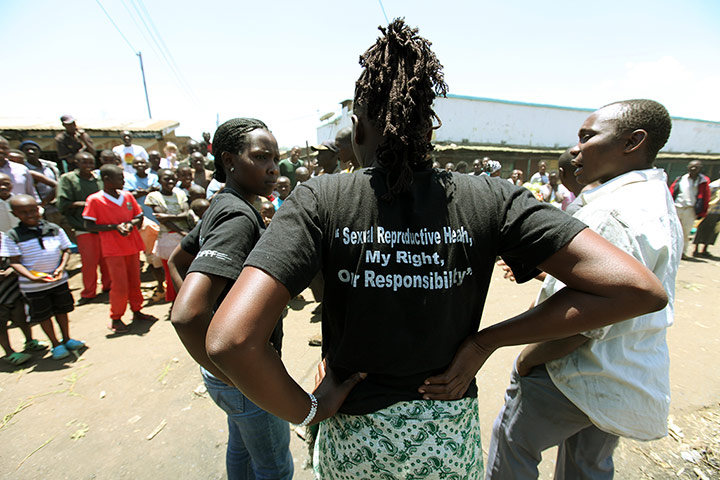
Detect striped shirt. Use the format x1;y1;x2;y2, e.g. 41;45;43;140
0;221;72;293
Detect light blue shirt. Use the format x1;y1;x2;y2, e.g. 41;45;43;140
124;173;160;222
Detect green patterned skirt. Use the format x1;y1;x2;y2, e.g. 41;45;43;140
313;397;483;479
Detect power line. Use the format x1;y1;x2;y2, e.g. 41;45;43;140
94;0;152;119
95;0;137;54
128;0;198;103
135;0;196;100
378;0;390;23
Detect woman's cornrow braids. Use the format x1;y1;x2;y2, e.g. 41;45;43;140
355;18;448;200
212;118;268;182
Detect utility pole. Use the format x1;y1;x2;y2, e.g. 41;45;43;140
137;51;152;119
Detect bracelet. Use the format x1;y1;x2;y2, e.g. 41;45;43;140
298;392;318;427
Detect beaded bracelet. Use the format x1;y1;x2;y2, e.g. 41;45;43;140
298;392;318;427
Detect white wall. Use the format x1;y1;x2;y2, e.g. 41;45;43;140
432;95;720;154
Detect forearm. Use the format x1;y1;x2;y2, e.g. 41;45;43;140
10;262;40;281
167;246;194;291
129;214;143;228
207;271;313;424
517;334;590;372
156;212;188;222
171;304;232;384
476;283;661;353
55;250;70;273
171;273;232;384
84;220;120;232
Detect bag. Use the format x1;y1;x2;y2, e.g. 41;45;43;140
138;217;160;253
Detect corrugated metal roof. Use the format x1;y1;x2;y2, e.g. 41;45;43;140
433;143;720;161
0;117;179;134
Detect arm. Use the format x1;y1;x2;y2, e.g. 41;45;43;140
8;256;56;283
206;267;365;425
29;171;57;188
170;272;233;384
84;217;135;236
419;228;668;400
514;335;589;376
167;244;195;291
51;249;71;279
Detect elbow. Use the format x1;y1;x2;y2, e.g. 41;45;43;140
205;325;239;370
634;275;668;315
206;320;253;371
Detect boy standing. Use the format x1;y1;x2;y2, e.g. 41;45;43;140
486;100;683;479
1;195;84;360
83;165;155;333
56;152;111;305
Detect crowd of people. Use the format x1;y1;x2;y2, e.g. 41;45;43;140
1;17;719;480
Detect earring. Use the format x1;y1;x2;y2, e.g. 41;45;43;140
230;167;235;172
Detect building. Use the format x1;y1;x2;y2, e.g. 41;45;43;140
0;117;185;164
317;95;720;181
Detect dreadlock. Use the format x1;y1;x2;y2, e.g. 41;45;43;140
212;118;268;182
603;99;672;161
354;18;448;200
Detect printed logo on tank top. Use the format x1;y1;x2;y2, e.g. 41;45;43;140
334;225;474;292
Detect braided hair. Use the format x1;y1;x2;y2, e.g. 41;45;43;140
212;118;268;182
354;18;448;200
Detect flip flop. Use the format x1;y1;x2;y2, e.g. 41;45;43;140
23;339;48;352
4;352;32;366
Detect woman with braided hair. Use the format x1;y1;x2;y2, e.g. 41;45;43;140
170;118;292;479
207;20;666;478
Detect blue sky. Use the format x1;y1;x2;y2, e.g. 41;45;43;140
1;0;718;148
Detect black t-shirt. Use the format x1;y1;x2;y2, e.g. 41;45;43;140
186;188;283;354
245;168;587;414
180;221;202;256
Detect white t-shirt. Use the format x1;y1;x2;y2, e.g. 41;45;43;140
112;144;149;174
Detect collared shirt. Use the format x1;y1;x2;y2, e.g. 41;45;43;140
674;173;700;208
0;160;39;200
540;168;683;441
82;190;145;257
0;220;72;293
0;196;19;233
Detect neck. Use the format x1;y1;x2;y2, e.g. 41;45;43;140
28;158;41;166
161;188;173;195
0;157;6;167
104;187;120;198
78;170;93;179
226;178;256;205
136;171;147;178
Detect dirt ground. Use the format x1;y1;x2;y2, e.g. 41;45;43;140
0;255;718;479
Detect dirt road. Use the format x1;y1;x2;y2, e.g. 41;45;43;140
1;256;718;479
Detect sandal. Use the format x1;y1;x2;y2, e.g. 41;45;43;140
23;339;48;352
147;289;166;304
3;352;32;366
108;320;129;333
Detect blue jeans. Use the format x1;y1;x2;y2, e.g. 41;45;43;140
202;369;294;480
